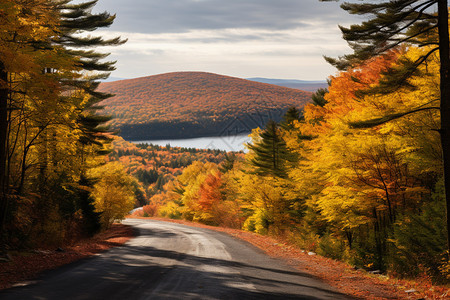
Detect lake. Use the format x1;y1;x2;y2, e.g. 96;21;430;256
132;134;251;152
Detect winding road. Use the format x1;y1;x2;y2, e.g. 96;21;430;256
0;219;353;299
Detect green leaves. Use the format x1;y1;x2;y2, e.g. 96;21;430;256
247;120;294;178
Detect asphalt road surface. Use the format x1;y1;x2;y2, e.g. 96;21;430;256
0;219;353;299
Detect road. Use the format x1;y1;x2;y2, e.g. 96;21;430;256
0;219;353;299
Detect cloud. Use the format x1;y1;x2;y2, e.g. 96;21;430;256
94;0;351;34
86;0;357;80
98;26;349;80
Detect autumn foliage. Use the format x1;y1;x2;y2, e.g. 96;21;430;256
98;72;313;139
0;0;126;248
124;47;448;283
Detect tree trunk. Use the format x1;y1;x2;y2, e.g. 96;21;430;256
437;0;450;254
38;127;48;194
0;62;8;233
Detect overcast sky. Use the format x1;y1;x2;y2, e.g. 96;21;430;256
89;0;359;81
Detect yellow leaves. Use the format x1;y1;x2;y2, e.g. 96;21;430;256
90;162;137;228
281;45;442;235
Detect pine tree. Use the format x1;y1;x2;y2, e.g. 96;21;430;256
56;1;126;233
311;88;328;107
321;0;450;252
247;121;294;178
280;107;301;131
56;0;126;148
219;153;237;173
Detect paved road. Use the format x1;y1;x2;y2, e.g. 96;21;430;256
0;219;353;299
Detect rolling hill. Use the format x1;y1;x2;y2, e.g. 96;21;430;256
98;72;313;140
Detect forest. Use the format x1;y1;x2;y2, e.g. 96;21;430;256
2;0;450;287
129;48;449;282
0;0;136;250
98;72;313;139
107;137;234;209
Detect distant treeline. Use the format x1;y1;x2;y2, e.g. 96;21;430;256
119;109;292;140
107;138;233;206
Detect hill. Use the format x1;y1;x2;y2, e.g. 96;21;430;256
98;72;312;140
246;78;328;92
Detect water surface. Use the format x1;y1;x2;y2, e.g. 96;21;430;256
133;134;251;152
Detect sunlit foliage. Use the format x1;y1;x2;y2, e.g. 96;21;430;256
0;0;124;247
147;45;446;282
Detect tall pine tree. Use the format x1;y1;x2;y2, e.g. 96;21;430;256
56;0;126;234
247;120;294;178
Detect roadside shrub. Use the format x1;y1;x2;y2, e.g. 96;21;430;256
142;203;159;217
317;233;346;260
159;201;182;219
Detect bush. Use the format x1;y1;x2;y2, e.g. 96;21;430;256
142;203;159;217
317;233;346;260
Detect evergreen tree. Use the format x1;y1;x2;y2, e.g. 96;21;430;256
56;1;125;234
155;175;165;191
247;121;294;178
280;107;301;131
311;87;328;107
219;153;237;173
322;0;450;252
56;0;125;149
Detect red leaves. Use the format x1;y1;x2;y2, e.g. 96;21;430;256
197;172;223;211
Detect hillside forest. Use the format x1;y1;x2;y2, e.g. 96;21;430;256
98;72;312;139
129;48;449;282
107;137;233;210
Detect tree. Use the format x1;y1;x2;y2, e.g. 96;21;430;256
90;162;136;228
197;172;223;225
280;107;302;131
247;120;294;178
0;0;64;235
0;0;125;247
311;88;328;107
321;0;450;252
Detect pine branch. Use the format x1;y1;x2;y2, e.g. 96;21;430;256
349;106;440;128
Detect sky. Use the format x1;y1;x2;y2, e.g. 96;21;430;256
89;0;359;81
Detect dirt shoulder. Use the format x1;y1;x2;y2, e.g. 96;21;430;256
138;217;449;300
0;223;135;290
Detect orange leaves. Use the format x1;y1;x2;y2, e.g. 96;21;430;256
291;46;442;237
323;51;400;121
197;172;223;211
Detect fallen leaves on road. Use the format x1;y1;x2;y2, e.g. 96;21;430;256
0;224;135;290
